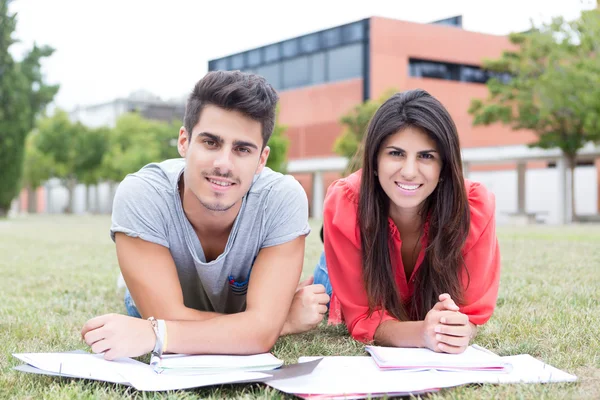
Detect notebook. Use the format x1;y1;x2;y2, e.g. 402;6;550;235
365;345;512;372
154;353;284;375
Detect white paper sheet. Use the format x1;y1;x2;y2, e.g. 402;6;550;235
264;353;577;397
157;353;283;375
365;344;511;371
13;352;271;391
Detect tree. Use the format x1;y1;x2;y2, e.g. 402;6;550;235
22;131;53;213
469;8;600;221
100;113;179;184
0;0;59;217
266;107;289;173
34;110;107;213
333;89;397;175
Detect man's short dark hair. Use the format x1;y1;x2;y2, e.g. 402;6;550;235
184;70;279;147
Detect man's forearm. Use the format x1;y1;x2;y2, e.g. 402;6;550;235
165;310;281;355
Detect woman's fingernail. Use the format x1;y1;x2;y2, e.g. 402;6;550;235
435;326;441;333
440;317;446;323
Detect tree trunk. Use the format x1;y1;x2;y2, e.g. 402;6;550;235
65;178;77;214
0;207;7;218
95;182;102;214
86;184;92;214
27;185;38;213
566;153;577;223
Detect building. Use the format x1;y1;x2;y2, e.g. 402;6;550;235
208;15;600;224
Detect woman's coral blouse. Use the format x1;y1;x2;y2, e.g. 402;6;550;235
323;170;501;343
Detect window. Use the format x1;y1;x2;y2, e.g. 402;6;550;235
264;44;280;63
282;39;299;58
310;52;326;84
256;64;281;90
231;53;245;70
322;27;342;48
282;56;310;89
327;43;363;82
409;59;459;80
212;58;228;71
461;65;487;83
342;22;364;43
300;33;320;53
247;49;262;67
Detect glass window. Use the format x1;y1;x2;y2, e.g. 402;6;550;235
460;65;487;83
256;64;281;90
264;44;280;63
282;39;299;58
282;56;310;89
310;52;326;84
212;58;229;71
300;33;320;53
231;53;245;70
327;43;363;82
247;49;261;67
342;22;364;43
410;60;452;80
322;27;342;48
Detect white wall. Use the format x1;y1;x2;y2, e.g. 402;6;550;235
469;165;597;225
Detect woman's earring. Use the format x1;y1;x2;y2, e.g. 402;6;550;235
374;171;378;176
439;177;444;182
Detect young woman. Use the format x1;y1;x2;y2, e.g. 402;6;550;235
315;89;500;354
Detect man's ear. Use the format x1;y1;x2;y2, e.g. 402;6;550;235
255;145;270;175
177;127;188;158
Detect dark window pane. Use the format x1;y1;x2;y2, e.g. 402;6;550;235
300;33;320;53
265;44;280;63
410;60;453;80
461;65;487;83
327;43;363;82
310;52;326;84
322;27;342;48
213;58;229;71
282;39;299;58
342;22;364;43
247;49;261;67
256;64;281;90
282;56;310;89
231;53;245;70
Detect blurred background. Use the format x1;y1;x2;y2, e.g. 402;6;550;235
2;0;600;225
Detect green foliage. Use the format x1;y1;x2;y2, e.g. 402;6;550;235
0;0;58;216
100;113;180;182
333;89;397;175
266;107;289;173
469;9;600;159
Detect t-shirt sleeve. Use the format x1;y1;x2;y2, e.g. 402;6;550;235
110;175;170;248
323;179;396;343
460;181;501;325
261;176;311;248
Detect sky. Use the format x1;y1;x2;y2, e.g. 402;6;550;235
8;0;597;111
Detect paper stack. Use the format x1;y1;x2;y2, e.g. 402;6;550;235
155;353;283;375
365;344;511;372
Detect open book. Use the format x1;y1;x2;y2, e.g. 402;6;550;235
365;345;512;372
155;353;284;375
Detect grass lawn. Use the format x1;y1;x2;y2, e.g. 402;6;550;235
1;215;599;399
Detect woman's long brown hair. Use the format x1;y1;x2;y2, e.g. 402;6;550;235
358;89;470;321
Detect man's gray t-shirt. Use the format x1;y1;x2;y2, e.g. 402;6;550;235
110;158;310;314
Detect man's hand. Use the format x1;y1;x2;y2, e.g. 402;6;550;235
81;314;156;360
421;293;473;354
281;276;330;335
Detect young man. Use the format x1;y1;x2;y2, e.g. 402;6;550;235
81;71;329;360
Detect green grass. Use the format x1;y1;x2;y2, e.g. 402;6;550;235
1;216;599;399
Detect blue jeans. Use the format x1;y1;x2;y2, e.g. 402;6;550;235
313;251;332;307
124;289;142;318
